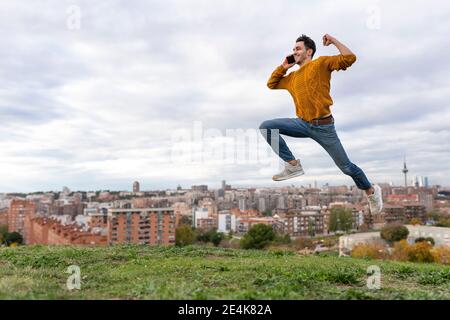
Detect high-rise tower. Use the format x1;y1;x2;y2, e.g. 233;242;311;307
402;158;408;188
133;181;140;193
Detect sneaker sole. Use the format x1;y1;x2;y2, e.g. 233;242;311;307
272;170;305;181
369;203;383;215
375;185;383;213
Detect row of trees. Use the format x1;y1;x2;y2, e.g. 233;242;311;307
175;224;291;250
175;207;355;250
328;207;354;232
175;226;226;247
425;210;450;227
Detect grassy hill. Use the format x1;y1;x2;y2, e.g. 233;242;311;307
0;244;449;300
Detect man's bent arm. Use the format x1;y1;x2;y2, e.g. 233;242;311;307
267;65;292;90
332;38;354;56
323;34;354;56
322;34;356;71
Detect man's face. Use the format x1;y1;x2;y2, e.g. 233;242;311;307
293;41;311;64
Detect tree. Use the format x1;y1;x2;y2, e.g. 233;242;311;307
179;215;192;227
307;218;316;237
175;226;196;247
196;229;211;243
426;210;443;222
196;229;225;247
407;242;434;263
0;225;8;245
240;224;275;250
262;210;273;217
436;217;450;227
328;207;353;232
273;231;291;245
380;224;409;244
5;232;23;246
410;218;422;226
415;237;435;246
211;232;225;247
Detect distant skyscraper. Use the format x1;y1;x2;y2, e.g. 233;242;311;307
416;176;425;188
133;181;140;193
217;180;226;197
414;176;419;188
258;197;266;212
402;158;409;187
238;198;246;211
192;185;208;192
424;176;429;189
277;196;285;209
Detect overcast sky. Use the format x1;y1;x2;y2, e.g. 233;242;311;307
1;0;449;192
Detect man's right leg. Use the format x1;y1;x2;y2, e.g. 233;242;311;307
259;118;309;181
259;118;308;162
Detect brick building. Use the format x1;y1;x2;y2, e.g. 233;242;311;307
230;208;261;218
8;199;36;241
274;213;325;237
132;198;169;208
383;205;406;224
386;194;419;204
0;207;8;227
196;217;218;231
107;208;176;245
404;204;427;222
26;217;107;246
87;211;108;230
236;217;275;234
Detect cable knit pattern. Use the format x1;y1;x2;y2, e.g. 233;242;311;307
267;54;357;121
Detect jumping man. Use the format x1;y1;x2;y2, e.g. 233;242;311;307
259;34;383;214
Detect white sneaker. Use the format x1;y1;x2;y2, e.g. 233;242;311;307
272;159;305;181
367;184;383;214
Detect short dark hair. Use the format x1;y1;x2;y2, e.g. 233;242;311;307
296;34;316;58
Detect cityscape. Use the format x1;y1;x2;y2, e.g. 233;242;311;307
1;0;449;305
2;160;449;248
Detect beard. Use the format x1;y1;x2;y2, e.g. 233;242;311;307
296;54;307;64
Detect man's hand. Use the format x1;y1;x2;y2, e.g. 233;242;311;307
282;56;296;70
322;34;336;46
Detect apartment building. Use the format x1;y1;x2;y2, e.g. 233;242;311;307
8;199;36;241
107;208;176;245
274;213;325;237
0;207;8;227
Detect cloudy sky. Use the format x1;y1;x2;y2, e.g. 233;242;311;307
1;0;449;192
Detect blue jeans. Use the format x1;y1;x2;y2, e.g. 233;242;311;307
259;117;372;190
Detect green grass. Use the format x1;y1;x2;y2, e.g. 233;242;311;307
0;244;449;300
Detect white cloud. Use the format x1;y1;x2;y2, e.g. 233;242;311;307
0;0;449;192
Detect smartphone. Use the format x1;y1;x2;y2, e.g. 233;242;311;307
286;54;296;64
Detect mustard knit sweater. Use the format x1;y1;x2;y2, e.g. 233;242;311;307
267;54;357;121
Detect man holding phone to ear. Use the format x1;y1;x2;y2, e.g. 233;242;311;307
259;34;383;214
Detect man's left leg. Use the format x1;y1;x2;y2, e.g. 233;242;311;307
311;125;383;214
